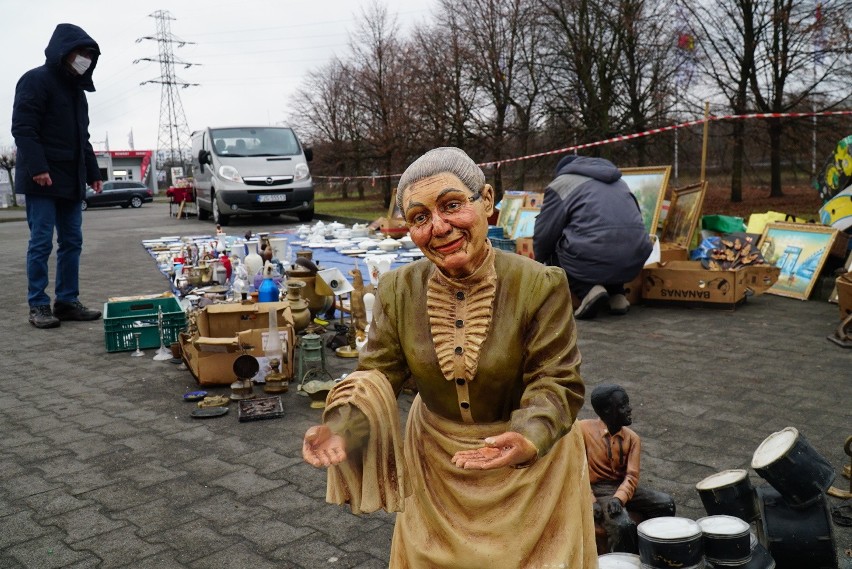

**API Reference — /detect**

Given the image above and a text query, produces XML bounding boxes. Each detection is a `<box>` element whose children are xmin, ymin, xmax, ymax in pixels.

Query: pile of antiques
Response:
<box><xmin>119</xmin><ymin>221</ymin><xmax>409</xmax><ymax>421</ymax></box>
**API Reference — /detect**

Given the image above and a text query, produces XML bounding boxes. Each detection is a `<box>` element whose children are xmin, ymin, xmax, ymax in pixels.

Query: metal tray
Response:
<box><xmin>237</xmin><ymin>396</ymin><xmax>284</xmax><ymax>422</ymax></box>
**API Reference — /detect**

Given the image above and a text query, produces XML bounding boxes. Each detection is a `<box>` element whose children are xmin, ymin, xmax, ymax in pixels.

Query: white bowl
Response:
<box><xmin>398</xmin><ymin>236</ymin><xmax>417</xmax><ymax>250</ymax></box>
<box><xmin>377</xmin><ymin>239</ymin><xmax>401</xmax><ymax>252</ymax></box>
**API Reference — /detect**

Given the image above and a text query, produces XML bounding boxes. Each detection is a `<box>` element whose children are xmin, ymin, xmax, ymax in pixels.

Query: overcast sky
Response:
<box><xmin>1</xmin><ymin>0</ymin><xmax>435</xmax><ymax>153</ymax></box>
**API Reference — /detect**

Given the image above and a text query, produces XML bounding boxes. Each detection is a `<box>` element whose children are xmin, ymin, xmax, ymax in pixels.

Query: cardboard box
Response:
<box><xmin>659</xmin><ymin>242</ymin><xmax>689</xmax><ymax>262</ymax></box>
<box><xmin>642</xmin><ymin>261</ymin><xmax>780</xmax><ymax>309</ymax></box>
<box><xmin>515</xmin><ymin>237</ymin><xmax>535</xmax><ymax>259</ymax></box>
<box><xmin>623</xmin><ymin>272</ymin><xmax>643</xmax><ymax>305</ymax></box>
<box><xmin>180</xmin><ymin>301</ymin><xmax>295</xmax><ymax>386</ymax></box>
<box><xmin>836</xmin><ymin>272</ymin><xmax>852</xmax><ymax>318</ymax></box>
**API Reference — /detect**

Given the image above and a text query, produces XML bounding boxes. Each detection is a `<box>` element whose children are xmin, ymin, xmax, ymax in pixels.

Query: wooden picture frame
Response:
<box><xmin>660</xmin><ymin>181</ymin><xmax>707</xmax><ymax>248</ymax></box>
<box><xmin>758</xmin><ymin>222</ymin><xmax>838</xmax><ymax>300</ymax></box>
<box><xmin>510</xmin><ymin>207</ymin><xmax>540</xmax><ymax>239</ymax></box>
<box><xmin>497</xmin><ymin>194</ymin><xmax>526</xmax><ymax>237</ymax></box>
<box><xmin>620</xmin><ymin>165</ymin><xmax>671</xmax><ymax>235</ymax></box>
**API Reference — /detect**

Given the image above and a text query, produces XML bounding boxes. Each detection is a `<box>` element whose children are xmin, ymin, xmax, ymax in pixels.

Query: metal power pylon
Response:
<box><xmin>135</xmin><ymin>10</ymin><xmax>199</xmax><ymax>182</ymax></box>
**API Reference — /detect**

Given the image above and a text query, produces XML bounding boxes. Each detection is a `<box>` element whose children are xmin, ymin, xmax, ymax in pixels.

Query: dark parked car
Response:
<box><xmin>83</xmin><ymin>181</ymin><xmax>153</xmax><ymax>210</ymax></box>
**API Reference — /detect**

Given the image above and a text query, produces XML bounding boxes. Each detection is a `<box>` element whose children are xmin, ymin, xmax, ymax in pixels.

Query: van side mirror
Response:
<box><xmin>304</xmin><ymin>147</ymin><xmax>313</xmax><ymax>162</ymax></box>
<box><xmin>198</xmin><ymin>149</ymin><xmax>211</xmax><ymax>166</ymax></box>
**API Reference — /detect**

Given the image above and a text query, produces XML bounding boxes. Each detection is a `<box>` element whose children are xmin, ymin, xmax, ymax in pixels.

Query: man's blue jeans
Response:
<box><xmin>26</xmin><ymin>194</ymin><xmax>83</xmax><ymax>307</ymax></box>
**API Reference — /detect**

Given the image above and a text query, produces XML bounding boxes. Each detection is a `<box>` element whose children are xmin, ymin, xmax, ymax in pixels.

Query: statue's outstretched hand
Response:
<box><xmin>451</xmin><ymin>431</ymin><xmax>538</xmax><ymax>470</ymax></box>
<box><xmin>302</xmin><ymin>424</ymin><xmax>347</xmax><ymax>467</ymax></box>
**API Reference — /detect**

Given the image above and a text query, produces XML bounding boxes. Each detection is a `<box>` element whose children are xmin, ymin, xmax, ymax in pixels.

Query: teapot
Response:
<box><xmin>351</xmin><ymin>223</ymin><xmax>369</xmax><ymax>238</ymax></box>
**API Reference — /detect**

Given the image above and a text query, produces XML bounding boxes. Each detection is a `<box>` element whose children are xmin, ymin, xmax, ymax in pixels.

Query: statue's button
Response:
<box><xmin>456</xmin><ymin>378</ymin><xmax>465</xmax><ymax>385</ymax></box>
<box><xmin>455</xmin><ymin>346</ymin><xmax>463</xmax><ymax>355</ymax></box>
<box><xmin>460</xmin><ymin>401</ymin><xmax>470</xmax><ymax>409</ymax></box>
<box><xmin>456</xmin><ymin>291</ymin><xmax>465</xmax><ymax>300</ymax></box>
<box><xmin>455</xmin><ymin>319</ymin><xmax>464</xmax><ymax>328</ymax></box>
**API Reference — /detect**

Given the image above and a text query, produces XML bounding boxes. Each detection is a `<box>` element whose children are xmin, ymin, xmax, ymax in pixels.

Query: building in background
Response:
<box><xmin>0</xmin><ymin>149</ymin><xmax>157</xmax><ymax>207</ymax></box>
<box><xmin>0</xmin><ymin>169</ymin><xmax>11</xmax><ymax>207</ymax></box>
<box><xmin>94</xmin><ymin>150</ymin><xmax>156</xmax><ymax>193</ymax></box>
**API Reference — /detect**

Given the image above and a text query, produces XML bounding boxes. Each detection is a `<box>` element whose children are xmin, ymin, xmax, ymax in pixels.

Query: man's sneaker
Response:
<box><xmin>574</xmin><ymin>285</ymin><xmax>609</xmax><ymax>320</ymax></box>
<box><xmin>29</xmin><ymin>305</ymin><xmax>61</xmax><ymax>329</ymax></box>
<box><xmin>609</xmin><ymin>293</ymin><xmax>631</xmax><ymax>315</ymax></box>
<box><xmin>53</xmin><ymin>301</ymin><xmax>102</xmax><ymax>321</ymax></box>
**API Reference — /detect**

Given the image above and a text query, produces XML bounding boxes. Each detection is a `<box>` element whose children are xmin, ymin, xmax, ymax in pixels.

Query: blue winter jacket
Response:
<box><xmin>12</xmin><ymin>23</ymin><xmax>101</xmax><ymax>201</ymax></box>
<box><xmin>533</xmin><ymin>156</ymin><xmax>652</xmax><ymax>285</ymax></box>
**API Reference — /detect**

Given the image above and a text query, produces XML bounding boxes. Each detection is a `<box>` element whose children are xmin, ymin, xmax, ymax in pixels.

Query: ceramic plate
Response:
<box><xmin>339</xmin><ymin>249</ymin><xmax>367</xmax><ymax>256</ymax></box>
<box><xmin>183</xmin><ymin>390</ymin><xmax>208</xmax><ymax>401</ymax></box>
<box><xmin>191</xmin><ymin>407</ymin><xmax>229</xmax><ymax>418</ymax></box>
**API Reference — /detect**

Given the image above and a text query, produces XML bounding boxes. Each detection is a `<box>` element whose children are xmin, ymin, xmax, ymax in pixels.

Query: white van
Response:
<box><xmin>190</xmin><ymin>126</ymin><xmax>314</xmax><ymax>225</ymax></box>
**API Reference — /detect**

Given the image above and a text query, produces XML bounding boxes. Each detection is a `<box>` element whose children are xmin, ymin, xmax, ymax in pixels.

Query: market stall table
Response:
<box><xmin>167</xmin><ymin>186</ymin><xmax>196</xmax><ymax>218</ymax></box>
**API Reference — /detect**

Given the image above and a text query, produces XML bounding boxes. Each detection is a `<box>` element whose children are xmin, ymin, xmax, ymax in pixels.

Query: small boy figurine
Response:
<box><xmin>580</xmin><ymin>384</ymin><xmax>675</xmax><ymax>553</ymax></box>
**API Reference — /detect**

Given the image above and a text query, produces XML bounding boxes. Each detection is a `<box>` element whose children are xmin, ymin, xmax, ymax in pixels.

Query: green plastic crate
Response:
<box><xmin>104</xmin><ymin>297</ymin><xmax>187</xmax><ymax>353</ymax></box>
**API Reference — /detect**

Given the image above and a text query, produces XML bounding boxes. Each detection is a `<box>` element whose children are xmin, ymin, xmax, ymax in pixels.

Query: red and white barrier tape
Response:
<box><xmin>313</xmin><ymin>109</ymin><xmax>852</xmax><ymax>180</ymax></box>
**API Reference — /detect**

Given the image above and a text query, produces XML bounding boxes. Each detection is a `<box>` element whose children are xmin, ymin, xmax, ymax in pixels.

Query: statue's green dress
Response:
<box><xmin>324</xmin><ymin>247</ymin><xmax>598</xmax><ymax>568</ymax></box>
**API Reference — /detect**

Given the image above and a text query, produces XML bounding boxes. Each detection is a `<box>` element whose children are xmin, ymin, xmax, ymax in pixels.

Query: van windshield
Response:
<box><xmin>210</xmin><ymin>127</ymin><xmax>301</xmax><ymax>157</ymax></box>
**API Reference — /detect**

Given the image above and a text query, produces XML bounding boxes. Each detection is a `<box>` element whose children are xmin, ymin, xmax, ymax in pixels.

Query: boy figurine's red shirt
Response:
<box><xmin>580</xmin><ymin>418</ymin><xmax>641</xmax><ymax>505</ymax></box>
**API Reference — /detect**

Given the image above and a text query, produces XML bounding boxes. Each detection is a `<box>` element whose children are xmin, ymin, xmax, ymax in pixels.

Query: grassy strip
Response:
<box><xmin>315</xmin><ymin>197</ymin><xmax>386</xmax><ymax>221</ymax></box>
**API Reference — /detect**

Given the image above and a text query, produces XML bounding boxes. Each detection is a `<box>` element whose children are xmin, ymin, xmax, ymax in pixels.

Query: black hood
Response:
<box><xmin>554</xmin><ymin>155</ymin><xmax>622</xmax><ymax>184</ymax></box>
<box><xmin>44</xmin><ymin>23</ymin><xmax>100</xmax><ymax>92</ymax></box>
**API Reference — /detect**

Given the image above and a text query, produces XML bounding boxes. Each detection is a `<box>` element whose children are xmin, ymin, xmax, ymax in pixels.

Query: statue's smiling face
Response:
<box><xmin>402</xmin><ymin>173</ymin><xmax>493</xmax><ymax>278</ymax></box>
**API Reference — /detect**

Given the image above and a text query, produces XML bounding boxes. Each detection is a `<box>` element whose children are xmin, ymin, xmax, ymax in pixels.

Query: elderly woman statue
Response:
<box><xmin>303</xmin><ymin>147</ymin><xmax>597</xmax><ymax>568</ymax></box>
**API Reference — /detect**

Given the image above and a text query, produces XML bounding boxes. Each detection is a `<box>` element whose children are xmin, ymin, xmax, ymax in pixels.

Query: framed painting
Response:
<box><xmin>511</xmin><ymin>207</ymin><xmax>540</xmax><ymax>239</ymax></box>
<box><xmin>758</xmin><ymin>222</ymin><xmax>838</xmax><ymax>300</ymax></box>
<box><xmin>660</xmin><ymin>181</ymin><xmax>706</xmax><ymax>248</ymax></box>
<box><xmin>497</xmin><ymin>194</ymin><xmax>526</xmax><ymax>237</ymax></box>
<box><xmin>620</xmin><ymin>165</ymin><xmax>671</xmax><ymax>235</ymax></box>
<box><xmin>524</xmin><ymin>192</ymin><xmax>545</xmax><ymax>208</ymax></box>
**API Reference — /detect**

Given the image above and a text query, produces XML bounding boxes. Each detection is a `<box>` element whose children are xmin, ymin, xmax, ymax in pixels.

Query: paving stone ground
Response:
<box><xmin>0</xmin><ymin>203</ymin><xmax>849</xmax><ymax>568</ymax></box>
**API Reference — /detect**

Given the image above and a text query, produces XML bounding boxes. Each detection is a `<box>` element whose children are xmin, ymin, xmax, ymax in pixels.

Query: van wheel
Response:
<box><xmin>297</xmin><ymin>208</ymin><xmax>314</xmax><ymax>222</ymax></box>
<box><xmin>197</xmin><ymin>203</ymin><xmax>210</xmax><ymax>220</ymax></box>
<box><xmin>212</xmin><ymin>195</ymin><xmax>231</xmax><ymax>226</ymax></box>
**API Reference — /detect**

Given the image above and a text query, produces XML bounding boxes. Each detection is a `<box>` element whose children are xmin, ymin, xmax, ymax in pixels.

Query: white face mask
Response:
<box><xmin>70</xmin><ymin>54</ymin><xmax>92</xmax><ymax>75</ymax></box>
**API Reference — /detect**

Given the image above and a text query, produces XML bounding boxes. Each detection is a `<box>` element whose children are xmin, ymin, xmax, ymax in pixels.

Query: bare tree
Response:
<box><xmin>505</xmin><ymin>1</ymin><xmax>545</xmax><ymax>188</ymax></box>
<box><xmin>0</xmin><ymin>150</ymin><xmax>18</xmax><ymax>207</ymax></box>
<box><xmin>614</xmin><ymin>0</ymin><xmax>682</xmax><ymax>165</ymax></box>
<box><xmin>750</xmin><ymin>0</ymin><xmax>852</xmax><ymax>197</ymax></box>
<box><xmin>291</xmin><ymin>59</ymin><xmax>355</xmax><ymax>196</ymax></box>
<box><xmin>440</xmin><ymin>0</ymin><xmax>540</xmax><ymax>197</ymax></box>
<box><xmin>408</xmin><ymin>18</ymin><xmax>477</xmax><ymax>152</ymax></box>
<box><xmin>681</xmin><ymin>0</ymin><xmax>762</xmax><ymax>201</ymax></box>
<box><xmin>539</xmin><ymin>0</ymin><xmax>622</xmax><ymax>156</ymax></box>
<box><xmin>349</xmin><ymin>0</ymin><xmax>409</xmax><ymax>207</ymax></box>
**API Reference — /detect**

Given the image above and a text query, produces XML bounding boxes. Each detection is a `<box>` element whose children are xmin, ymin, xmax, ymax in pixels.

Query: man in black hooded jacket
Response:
<box><xmin>533</xmin><ymin>155</ymin><xmax>652</xmax><ymax>319</ymax></box>
<box><xmin>13</xmin><ymin>23</ymin><xmax>103</xmax><ymax>329</ymax></box>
